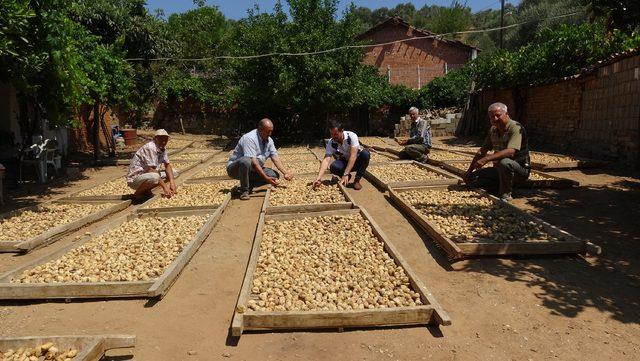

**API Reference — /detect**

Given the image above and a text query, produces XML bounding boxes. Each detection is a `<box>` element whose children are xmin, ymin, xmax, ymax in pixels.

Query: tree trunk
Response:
<box><xmin>93</xmin><ymin>100</ymin><xmax>100</xmax><ymax>163</ymax></box>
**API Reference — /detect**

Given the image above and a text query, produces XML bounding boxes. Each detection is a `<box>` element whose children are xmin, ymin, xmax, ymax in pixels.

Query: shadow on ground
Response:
<box><xmin>459</xmin><ymin>181</ymin><xmax>640</xmax><ymax>325</ymax></box>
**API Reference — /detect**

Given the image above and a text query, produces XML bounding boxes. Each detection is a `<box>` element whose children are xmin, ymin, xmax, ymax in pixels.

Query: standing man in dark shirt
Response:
<box><xmin>463</xmin><ymin>102</ymin><xmax>530</xmax><ymax>201</ymax></box>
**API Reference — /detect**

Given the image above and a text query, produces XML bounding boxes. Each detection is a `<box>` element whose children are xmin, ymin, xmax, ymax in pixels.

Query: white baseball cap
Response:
<box><xmin>154</xmin><ymin>129</ymin><xmax>169</xmax><ymax>137</ymax></box>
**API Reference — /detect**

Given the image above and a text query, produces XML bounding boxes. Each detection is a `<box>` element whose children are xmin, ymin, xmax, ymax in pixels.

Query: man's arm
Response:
<box><xmin>421</xmin><ymin>120</ymin><xmax>432</xmax><ymax>149</ymax></box>
<box><xmin>271</xmin><ymin>155</ymin><xmax>293</xmax><ymax>181</ymax></box>
<box><xmin>340</xmin><ymin>146</ymin><xmax>358</xmax><ymax>185</ymax></box>
<box><xmin>313</xmin><ymin>155</ymin><xmax>333</xmax><ymax>188</ymax></box>
<box><xmin>164</xmin><ymin>163</ymin><xmax>177</xmax><ymax>193</ymax></box>
<box><xmin>251</xmin><ymin>157</ymin><xmax>279</xmax><ymax>186</ymax></box>
<box><xmin>463</xmin><ymin>149</ymin><xmax>488</xmax><ymax>182</ymax></box>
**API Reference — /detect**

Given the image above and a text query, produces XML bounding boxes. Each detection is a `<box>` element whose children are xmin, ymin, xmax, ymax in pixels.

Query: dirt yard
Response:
<box><xmin>1</xmin><ymin>141</ymin><xmax>639</xmax><ymax>360</ymax></box>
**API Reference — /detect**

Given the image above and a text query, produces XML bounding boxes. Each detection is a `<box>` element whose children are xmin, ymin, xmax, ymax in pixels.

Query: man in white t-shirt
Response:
<box><xmin>314</xmin><ymin>121</ymin><xmax>370</xmax><ymax>191</ymax></box>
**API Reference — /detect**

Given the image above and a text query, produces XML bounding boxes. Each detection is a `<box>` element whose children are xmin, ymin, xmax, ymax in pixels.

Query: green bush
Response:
<box><xmin>416</xmin><ymin>68</ymin><xmax>471</xmax><ymax>109</ymax></box>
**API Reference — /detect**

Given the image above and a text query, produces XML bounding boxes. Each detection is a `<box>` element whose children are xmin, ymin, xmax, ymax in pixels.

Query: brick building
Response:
<box><xmin>356</xmin><ymin>16</ymin><xmax>478</xmax><ymax>89</ymax></box>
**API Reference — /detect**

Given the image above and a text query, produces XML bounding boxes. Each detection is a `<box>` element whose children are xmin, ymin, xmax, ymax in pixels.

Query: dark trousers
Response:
<box><xmin>329</xmin><ymin>149</ymin><xmax>370</xmax><ymax>181</ymax></box>
<box><xmin>470</xmin><ymin>158</ymin><xmax>529</xmax><ymax>196</ymax></box>
<box><xmin>399</xmin><ymin>144</ymin><xmax>429</xmax><ymax>161</ymax></box>
<box><xmin>226</xmin><ymin>157</ymin><xmax>279</xmax><ymax>193</ymax></box>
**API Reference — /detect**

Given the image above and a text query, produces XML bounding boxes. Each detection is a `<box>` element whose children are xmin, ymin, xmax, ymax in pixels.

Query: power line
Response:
<box><xmin>124</xmin><ymin>11</ymin><xmax>580</xmax><ymax>62</ymax></box>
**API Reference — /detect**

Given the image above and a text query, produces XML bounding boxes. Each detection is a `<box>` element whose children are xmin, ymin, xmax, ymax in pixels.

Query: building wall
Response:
<box><xmin>468</xmin><ymin>54</ymin><xmax>640</xmax><ymax>166</ymax></box>
<box><xmin>359</xmin><ymin>22</ymin><xmax>473</xmax><ymax>88</ymax></box>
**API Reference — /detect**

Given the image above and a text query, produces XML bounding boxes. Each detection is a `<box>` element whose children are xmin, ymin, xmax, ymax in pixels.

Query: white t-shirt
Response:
<box><xmin>325</xmin><ymin>131</ymin><xmax>361</xmax><ymax>159</ymax></box>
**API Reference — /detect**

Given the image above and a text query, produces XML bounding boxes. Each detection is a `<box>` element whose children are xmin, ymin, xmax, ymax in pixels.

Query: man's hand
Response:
<box><xmin>268</xmin><ymin>177</ymin><xmax>280</xmax><ymax>186</ymax></box>
<box><xmin>161</xmin><ymin>186</ymin><xmax>173</xmax><ymax>198</ymax></box>
<box><xmin>463</xmin><ymin>170</ymin><xmax>473</xmax><ymax>184</ymax></box>
<box><xmin>340</xmin><ymin>174</ymin><xmax>350</xmax><ymax>186</ymax></box>
<box><xmin>284</xmin><ymin>173</ymin><xmax>293</xmax><ymax>181</ymax></box>
<box><xmin>399</xmin><ymin>140</ymin><xmax>407</xmax><ymax>146</ymax></box>
<box><xmin>312</xmin><ymin>178</ymin><xmax>322</xmax><ymax>189</ymax></box>
<box><xmin>169</xmin><ymin>182</ymin><xmax>177</xmax><ymax>194</ymax></box>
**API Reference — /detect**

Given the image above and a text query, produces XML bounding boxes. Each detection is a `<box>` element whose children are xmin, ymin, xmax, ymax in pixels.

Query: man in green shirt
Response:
<box><xmin>463</xmin><ymin>102</ymin><xmax>530</xmax><ymax>201</ymax></box>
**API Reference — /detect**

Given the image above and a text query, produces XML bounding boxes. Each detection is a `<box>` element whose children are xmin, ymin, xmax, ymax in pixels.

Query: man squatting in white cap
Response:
<box><xmin>126</xmin><ymin>129</ymin><xmax>178</xmax><ymax>202</ymax></box>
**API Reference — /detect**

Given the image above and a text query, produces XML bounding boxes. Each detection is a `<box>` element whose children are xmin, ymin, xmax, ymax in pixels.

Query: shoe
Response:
<box><xmin>500</xmin><ymin>193</ymin><xmax>513</xmax><ymax>202</ymax></box>
<box><xmin>240</xmin><ymin>192</ymin><xmax>250</xmax><ymax>200</ymax></box>
<box><xmin>417</xmin><ymin>156</ymin><xmax>429</xmax><ymax>164</ymax></box>
<box><xmin>353</xmin><ymin>180</ymin><xmax>362</xmax><ymax>190</ymax></box>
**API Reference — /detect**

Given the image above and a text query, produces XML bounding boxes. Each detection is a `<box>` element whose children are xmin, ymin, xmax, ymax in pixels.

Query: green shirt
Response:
<box><xmin>481</xmin><ymin>119</ymin><xmax>529</xmax><ymax>165</ymax></box>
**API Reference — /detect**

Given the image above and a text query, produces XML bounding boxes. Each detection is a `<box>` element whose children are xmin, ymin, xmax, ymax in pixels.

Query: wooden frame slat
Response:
<box><xmin>388</xmin><ymin>185</ymin><xmax>598</xmax><ymax>259</ymax></box>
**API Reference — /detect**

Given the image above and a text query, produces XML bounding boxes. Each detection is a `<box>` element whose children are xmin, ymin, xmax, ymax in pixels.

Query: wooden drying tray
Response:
<box><xmin>276</xmin><ymin>146</ymin><xmax>313</xmax><ymax>155</ymax></box>
<box><xmin>359</xmin><ymin>137</ymin><xmax>392</xmax><ymax>152</ymax></box>
<box><xmin>170</xmin><ymin>149</ymin><xmax>223</xmax><ymax>164</ymax></box>
<box><xmin>230</xmin><ymin>207</ymin><xmax>450</xmax><ymax>336</ymax></box>
<box><xmin>388</xmin><ymin>185</ymin><xmax>600</xmax><ymax>259</ymax></box>
<box><xmin>261</xmin><ymin>175</ymin><xmax>356</xmax><ymax>215</ymax></box>
<box><xmin>369</xmin><ymin>149</ymin><xmax>399</xmax><ymax>162</ymax></box>
<box><xmin>139</xmin><ymin>182</ymin><xmax>232</xmax><ymax>214</ymax></box>
<box><xmin>530</xmin><ymin>151</ymin><xmax>607</xmax><ymax>171</ymax></box>
<box><xmin>440</xmin><ymin>161</ymin><xmax>579</xmax><ymax>189</ymax></box>
<box><xmin>167</xmin><ymin>140</ymin><xmax>196</xmax><ymax>155</ymax></box>
<box><xmin>275</xmin><ymin>152</ymin><xmax>321</xmax><ymax>163</ymax></box>
<box><xmin>365</xmin><ymin>160</ymin><xmax>460</xmax><ymax>190</ymax></box>
<box><xmin>0</xmin><ymin>207</ymin><xmax>225</xmax><ymax>300</ymax></box>
<box><xmin>0</xmin><ymin>335</ymin><xmax>135</xmax><ymax>361</ymax></box>
<box><xmin>0</xmin><ymin>199</ymin><xmax>130</xmax><ymax>253</ymax></box>
<box><xmin>426</xmin><ymin>149</ymin><xmax>475</xmax><ymax>167</ymax></box>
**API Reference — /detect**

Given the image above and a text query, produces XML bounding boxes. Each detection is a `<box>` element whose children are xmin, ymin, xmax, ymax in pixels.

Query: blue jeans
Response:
<box><xmin>329</xmin><ymin>149</ymin><xmax>370</xmax><ymax>181</ymax></box>
<box><xmin>226</xmin><ymin>157</ymin><xmax>279</xmax><ymax>193</ymax></box>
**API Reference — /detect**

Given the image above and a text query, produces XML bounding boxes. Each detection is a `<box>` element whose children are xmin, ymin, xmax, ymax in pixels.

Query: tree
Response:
<box><xmin>585</xmin><ymin>0</ymin><xmax>640</xmax><ymax>34</ymax></box>
<box><xmin>228</xmin><ymin>0</ymin><xmax>389</xmax><ymax>141</ymax></box>
<box><xmin>426</xmin><ymin>1</ymin><xmax>472</xmax><ymax>39</ymax></box>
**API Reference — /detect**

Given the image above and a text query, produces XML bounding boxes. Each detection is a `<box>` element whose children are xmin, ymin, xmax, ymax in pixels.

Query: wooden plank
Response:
<box><xmin>232</xmin><ymin>206</ymin><xmax>450</xmax><ymax>336</ymax></box>
<box><xmin>147</xmin><ymin>193</ymin><xmax>231</xmax><ymax>298</ymax></box>
<box><xmin>0</xmin><ymin>205</ymin><xmax>226</xmax><ymax>300</ymax></box>
<box><xmin>243</xmin><ymin>306</ymin><xmax>434</xmax><ymax>330</ymax></box>
<box><xmin>388</xmin><ymin>185</ymin><xmax>589</xmax><ymax>258</ymax></box>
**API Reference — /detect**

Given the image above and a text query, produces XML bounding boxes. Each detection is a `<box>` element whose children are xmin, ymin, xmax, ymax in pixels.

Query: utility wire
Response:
<box><xmin>124</xmin><ymin>11</ymin><xmax>580</xmax><ymax>62</ymax></box>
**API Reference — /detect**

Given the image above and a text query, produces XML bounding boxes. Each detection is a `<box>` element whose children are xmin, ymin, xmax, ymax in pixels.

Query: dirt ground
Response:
<box><xmin>1</xmin><ymin>142</ymin><xmax>639</xmax><ymax>361</ymax></box>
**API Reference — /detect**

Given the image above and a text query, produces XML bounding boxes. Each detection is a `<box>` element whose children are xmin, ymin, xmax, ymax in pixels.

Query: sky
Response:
<box><xmin>145</xmin><ymin>0</ymin><xmax>519</xmax><ymax>20</ymax></box>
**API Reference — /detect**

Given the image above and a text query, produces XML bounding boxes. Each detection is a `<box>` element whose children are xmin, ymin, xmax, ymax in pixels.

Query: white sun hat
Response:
<box><xmin>154</xmin><ymin>129</ymin><xmax>169</xmax><ymax>137</ymax></box>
